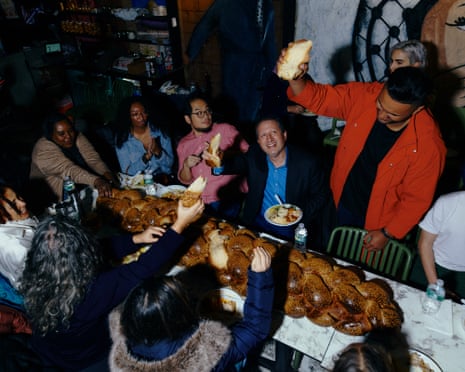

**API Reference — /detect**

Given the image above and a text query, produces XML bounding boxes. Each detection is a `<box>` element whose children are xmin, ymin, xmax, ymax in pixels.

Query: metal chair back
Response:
<box><xmin>326</xmin><ymin>226</ymin><xmax>413</xmax><ymax>281</ymax></box>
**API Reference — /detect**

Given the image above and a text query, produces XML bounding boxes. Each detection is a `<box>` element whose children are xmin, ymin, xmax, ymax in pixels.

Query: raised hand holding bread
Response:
<box><xmin>277</xmin><ymin>39</ymin><xmax>313</xmax><ymax>80</ymax></box>
<box><xmin>181</xmin><ymin>176</ymin><xmax>207</xmax><ymax>207</ymax></box>
<box><xmin>171</xmin><ymin>198</ymin><xmax>205</xmax><ymax>233</ymax></box>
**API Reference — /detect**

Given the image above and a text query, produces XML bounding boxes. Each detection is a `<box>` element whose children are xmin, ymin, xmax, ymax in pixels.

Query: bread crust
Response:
<box><xmin>277</xmin><ymin>39</ymin><xmax>313</xmax><ymax>80</ymax></box>
<box><xmin>205</xmin><ymin>133</ymin><xmax>222</xmax><ymax>168</ymax></box>
<box><xmin>181</xmin><ymin>176</ymin><xmax>207</xmax><ymax>207</ymax></box>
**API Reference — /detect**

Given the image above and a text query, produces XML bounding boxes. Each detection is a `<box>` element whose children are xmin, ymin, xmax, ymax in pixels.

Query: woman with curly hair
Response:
<box><xmin>114</xmin><ymin>96</ymin><xmax>175</xmax><ymax>178</ymax></box>
<box><xmin>20</xmin><ymin>199</ymin><xmax>204</xmax><ymax>371</ymax></box>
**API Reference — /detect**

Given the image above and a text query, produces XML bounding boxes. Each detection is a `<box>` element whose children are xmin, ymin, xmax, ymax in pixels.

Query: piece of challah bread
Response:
<box><xmin>277</xmin><ymin>39</ymin><xmax>313</xmax><ymax>80</ymax></box>
<box><xmin>181</xmin><ymin>176</ymin><xmax>207</xmax><ymax>207</ymax></box>
<box><xmin>205</xmin><ymin>133</ymin><xmax>222</xmax><ymax>168</ymax></box>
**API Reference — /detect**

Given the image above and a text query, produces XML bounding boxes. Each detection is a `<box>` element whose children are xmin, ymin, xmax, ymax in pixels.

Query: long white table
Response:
<box><xmin>270</xmin><ymin>261</ymin><xmax>465</xmax><ymax>371</ymax></box>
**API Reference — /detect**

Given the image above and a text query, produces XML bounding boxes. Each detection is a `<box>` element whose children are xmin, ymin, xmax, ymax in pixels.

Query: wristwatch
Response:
<box><xmin>381</xmin><ymin>228</ymin><xmax>394</xmax><ymax>240</ymax></box>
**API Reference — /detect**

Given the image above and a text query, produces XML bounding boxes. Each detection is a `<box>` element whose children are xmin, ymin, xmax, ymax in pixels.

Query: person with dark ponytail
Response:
<box><xmin>109</xmin><ymin>246</ymin><xmax>274</xmax><ymax>371</ymax></box>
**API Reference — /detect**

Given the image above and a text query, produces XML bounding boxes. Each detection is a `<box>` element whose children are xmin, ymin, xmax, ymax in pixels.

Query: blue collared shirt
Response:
<box><xmin>261</xmin><ymin>149</ymin><xmax>287</xmax><ymax>216</ymax></box>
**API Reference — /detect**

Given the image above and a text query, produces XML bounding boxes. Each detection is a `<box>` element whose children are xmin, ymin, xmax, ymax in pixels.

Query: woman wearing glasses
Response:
<box><xmin>114</xmin><ymin>96</ymin><xmax>174</xmax><ymax>177</ymax></box>
<box><xmin>177</xmin><ymin>92</ymin><xmax>249</xmax><ymax>220</ymax></box>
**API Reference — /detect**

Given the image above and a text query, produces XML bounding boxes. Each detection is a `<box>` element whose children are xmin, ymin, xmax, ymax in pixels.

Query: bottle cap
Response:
<box><xmin>144</xmin><ymin>174</ymin><xmax>154</xmax><ymax>184</ymax></box>
<box><xmin>212</xmin><ymin>165</ymin><xmax>224</xmax><ymax>176</ymax></box>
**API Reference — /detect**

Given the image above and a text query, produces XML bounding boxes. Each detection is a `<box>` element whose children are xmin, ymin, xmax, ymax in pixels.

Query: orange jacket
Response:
<box><xmin>288</xmin><ymin>81</ymin><xmax>446</xmax><ymax>239</ymax></box>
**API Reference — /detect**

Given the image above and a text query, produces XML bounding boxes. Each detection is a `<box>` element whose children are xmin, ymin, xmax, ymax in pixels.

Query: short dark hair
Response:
<box><xmin>42</xmin><ymin>113</ymin><xmax>74</xmax><ymax>141</ymax></box>
<box><xmin>255</xmin><ymin>116</ymin><xmax>286</xmax><ymax>138</ymax></box>
<box><xmin>386</xmin><ymin>66</ymin><xmax>432</xmax><ymax>106</ymax></box>
<box><xmin>121</xmin><ymin>275</ymin><xmax>198</xmax><ymax>345</ymax></box>
<box><xmin>183</xmin><ymin>91</ymin><xmax>211</xmax><ymax>116</ymax></box>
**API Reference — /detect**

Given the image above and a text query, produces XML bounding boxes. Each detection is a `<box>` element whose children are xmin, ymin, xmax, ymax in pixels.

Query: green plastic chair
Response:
<box><xmin>323</xmin><ymin>118</ymin><xmax>344</xmax><ymax>147</ymax></box>
<box><xmin>326</xmin><ymin>226</ymin><xmax>413</xmax><ymax>281</ymax></box>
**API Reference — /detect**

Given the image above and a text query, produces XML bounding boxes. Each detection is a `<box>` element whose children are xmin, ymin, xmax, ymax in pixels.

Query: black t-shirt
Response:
<box><xmin>340</xmin><ymin>120</ymin><xmax>404</xmax><ymax>218</ymax></box>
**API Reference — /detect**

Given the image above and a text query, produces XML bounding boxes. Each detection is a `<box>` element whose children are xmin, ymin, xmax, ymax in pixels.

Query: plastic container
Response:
<box><xmin>421</xmin><ymin>279</ymin><xmax>445</xmax><ymax>314</ymax></box>
<box><xmin>294</xmin><ymin>223</ymin><xmax>308</xmax><ymax>252</ymax></box>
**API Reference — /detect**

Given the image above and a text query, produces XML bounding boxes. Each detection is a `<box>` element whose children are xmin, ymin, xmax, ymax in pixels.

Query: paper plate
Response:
<box><xmin>198</xmin><ymin>288</ymin><xmax>244</xmax><ymax>325</ymax></box>
<box><xmin>409</xmin><ymin>349</ymin><xmax>442</xmax><ymax>372</ymax></box>
<box><xmin>157</xmin><ymin>184</ymin><xmax>186</xmax><ymax>199</ymax></box>
<box><xmin>264</xmin><ymin>204</ymin><xmax>303</xmax><ymax>227</ymax></box>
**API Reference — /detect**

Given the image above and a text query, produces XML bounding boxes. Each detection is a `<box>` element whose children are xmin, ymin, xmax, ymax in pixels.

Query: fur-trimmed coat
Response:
<box><xmin>109</xmin><ymin>314</ymin><xmax>232</xmax><ymax>372</ymax></box>
<box><xmin>108</xmin><ymin>269</ymin><xmax>274</xmax><ymax>371</ymax></box>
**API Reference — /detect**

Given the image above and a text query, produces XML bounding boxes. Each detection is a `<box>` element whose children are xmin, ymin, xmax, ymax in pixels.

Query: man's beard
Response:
<box><xmin>194</xmin><ymin>125</ymin><xmax>212</xmax><ymax>133</ymax></box>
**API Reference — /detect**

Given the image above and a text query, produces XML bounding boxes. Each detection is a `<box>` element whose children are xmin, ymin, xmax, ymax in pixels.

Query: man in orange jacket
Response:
<box><xmin>285</xmin><ymin>62</ymin><xmax>446</xmax><ymax>252</ymax></box>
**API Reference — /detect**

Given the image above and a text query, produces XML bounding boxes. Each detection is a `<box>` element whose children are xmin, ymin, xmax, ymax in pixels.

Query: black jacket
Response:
<box><xmin>223</xmin><ymin>144</ymin><xmax>330</xmax><ymax>242</ymax></box>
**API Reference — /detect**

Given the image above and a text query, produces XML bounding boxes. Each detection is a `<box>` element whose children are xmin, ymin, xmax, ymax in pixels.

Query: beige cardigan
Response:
<box><xmin>30</xmin><ymin>133</ymin><xmax>111</xmax><ymax>200</ymax></box>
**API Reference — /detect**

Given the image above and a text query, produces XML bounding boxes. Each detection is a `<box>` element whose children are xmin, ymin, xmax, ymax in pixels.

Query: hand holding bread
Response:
<box><xmin>171</xmin><ymin>198</ymin><xmax>205</xmax><ymax>233</ymax></box>
<box><xmin>277</xmin><ymin>39</ymin><xmax>312</xmax><ymax>80</ymax></box>
<box><xmin>203</xmin><ymin>133</ymin><xmax>223</xmax><ymax>168</ymax></box>
<box><xmin>180</xmin><ymin>176</ymin><xmax>207</xmax><ymax>207</ymax></box>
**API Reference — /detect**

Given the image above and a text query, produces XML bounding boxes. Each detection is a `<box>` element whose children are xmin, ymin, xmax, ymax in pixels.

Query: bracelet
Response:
<box><xmin>381</xmin><ymin>228</ymin><xmax>394</xmax><ymax>240</ymax></box>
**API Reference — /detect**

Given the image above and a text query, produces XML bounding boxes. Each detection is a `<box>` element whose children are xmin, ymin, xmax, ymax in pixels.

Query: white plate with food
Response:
<box><xmin>198</xmin><ymin>288</ymin><xmax>244</xmax><ymax>325</ymax></box>
<box><xmin>156</xmin><ymin>184</ymin><xmax>186</xmax><ymax>199</ymax></box>
<box><xmin>264</xmin><ymin>204</ymin><xmax>303</xmax><ymax>227</ymax></box>
<box><xmin>409</xmin><ymin>349</ymin><xmax>442</xmax><ymax>372</ymax></box>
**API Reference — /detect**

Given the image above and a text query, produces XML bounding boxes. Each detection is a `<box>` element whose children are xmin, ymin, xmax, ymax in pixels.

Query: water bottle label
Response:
<box><xmin>295</xmin><ymin>234</ymin><xmax>306</xmax><ymax>245</ymax></box>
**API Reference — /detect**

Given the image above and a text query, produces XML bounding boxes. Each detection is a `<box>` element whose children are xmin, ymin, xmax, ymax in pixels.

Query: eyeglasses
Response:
<box><xmin>190</xmin><ymin>109</ymin><xmax>212</xmax><ymax>118</ymax></box>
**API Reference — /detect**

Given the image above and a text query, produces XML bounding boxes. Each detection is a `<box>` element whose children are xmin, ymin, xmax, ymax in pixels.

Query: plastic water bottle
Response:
<box><xmin>144</xmin><ymin>173</ymin><xmax>157</xmax><ymax>196</ymax></box>
<box><xmin>294</xmin><ymin>223</ymin><xmax>308</xmax><ymax>252</ymax></box>
<box><xmin>62</xmin><ymin>176</ymin><xmax>74</xmax><ymax>202</ymax></box>
<box><xmin>421</xmin><ymin>279</ymin><xmax>445</xmax><ymax>314</ymax></box>
<box><xmin>62</xmin><ymin>176</ymin><xmax>81</xmax><ymax>222</ymax></box>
